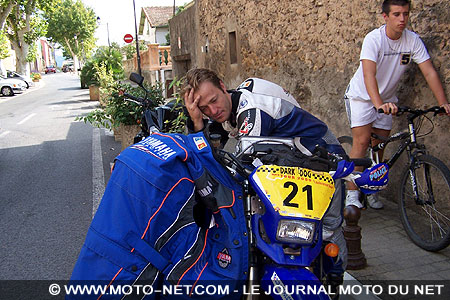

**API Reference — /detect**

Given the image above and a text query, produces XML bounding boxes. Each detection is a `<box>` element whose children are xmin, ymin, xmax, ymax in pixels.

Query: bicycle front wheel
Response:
<box><xmin>398</xmin><ymin>155</ymin><xmax>450</xmax><ymax>251</ymax></box>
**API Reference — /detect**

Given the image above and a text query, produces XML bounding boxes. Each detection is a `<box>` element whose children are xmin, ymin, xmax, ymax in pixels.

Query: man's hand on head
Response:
<box><xmin>184</xmin><ymin>87</ymin><xmax>205</xmax><ymax>131</ymax></box>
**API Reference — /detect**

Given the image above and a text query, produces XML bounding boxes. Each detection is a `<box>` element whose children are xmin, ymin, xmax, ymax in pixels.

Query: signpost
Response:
<box><xmin>124</xmin><ymin>34</ymin><xmax>133</xmax><ymax>44</ymax></box>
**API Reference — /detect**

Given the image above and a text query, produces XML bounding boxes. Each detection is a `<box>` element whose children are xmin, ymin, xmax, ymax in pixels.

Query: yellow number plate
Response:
<box><xmin>251</xmin><ymin>165</ymin><xmax>335</xmax><ymax>220</ymax></box>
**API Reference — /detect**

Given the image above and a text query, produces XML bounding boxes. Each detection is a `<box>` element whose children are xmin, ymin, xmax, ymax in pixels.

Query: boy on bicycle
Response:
<box><xmin>344</xmin><ymin>0</ymin><xmax>449</xmax><ymax>209</ymax></box>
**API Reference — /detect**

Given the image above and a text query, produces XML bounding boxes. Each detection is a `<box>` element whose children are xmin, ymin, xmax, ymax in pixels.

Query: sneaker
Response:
<box><xmin>345</xmin><ymin>191</ymin><xmax>363</xmax><ymax>208</ymax></box>
<box><xmin>367</xmin><ymin>194</ymin><xmax>384</xmax><ymax>209</ymax></box>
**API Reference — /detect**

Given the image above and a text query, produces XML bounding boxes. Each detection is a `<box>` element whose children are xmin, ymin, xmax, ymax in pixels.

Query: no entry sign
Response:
<box><xmin>124</xmin><ymin>34</ymin><xmax>133</xmax><ymax>43</ymax></box>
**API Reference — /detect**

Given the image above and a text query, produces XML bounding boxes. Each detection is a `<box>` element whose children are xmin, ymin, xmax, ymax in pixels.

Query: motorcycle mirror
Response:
<box><xmin>129</xmin><ymin>72</ymin><xmax>144</xmax><ymax>87</ymax></box>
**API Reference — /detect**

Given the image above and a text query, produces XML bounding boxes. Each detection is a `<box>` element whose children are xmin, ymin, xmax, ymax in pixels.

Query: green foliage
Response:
<box><xmin>77</xmin><ymin>79</ymin><xmax>164</xmax><ymax>130</ymax></box>
<box><xmin>26</xmin><ymin>40</ymin><xmax>38</xmax><ymax>62</ymax></box>
<box><xmin>31</xmin><ymin>72</ymin><xmax>41</xmax><ymax>80</ymax></box>
<box><xmin>175</xmin><ymin>5</ymin><xmax>186</xmax><ymax>16</ymax></box>
<box><xmin>93</xmin><ymin>46</ymin><xmax>124</xmax><ymax>76</ymax></box>
<box><xmin>165</xmin><ymin>78</ymin><xmax>187</xmax><ymax>134</ymax></box>
<box><xmin>80</xmin><ymin>46</ymin><xmax>124</xmax><ymax>88</ymax></box>
<box><xmin>45</xmin><ymin>0</ymin><xmax>97</xmax><ymax>59</ymax></box>
<box><xmin>121</xmin><ymin>40</ymin><xmax>148</xmax><ymax>60</ymax></box>
<box><xmin>165</xmin><ymin>32</ymin><xmax>170</xmax><ymax>45</ymax></box>
<box><xmin>0</xmin><ymin>30</ymin><xmax>10</xmax><ymax>60</ymax></box>
<box><xmin>5</xmin><ymin>0</ymin><xmax>52</xmax><ymax>71</ymax></box>
<box><xmin>80</xmin><ymin>60</ymin><xmax>98</xmax><ymax>88</ymax></box>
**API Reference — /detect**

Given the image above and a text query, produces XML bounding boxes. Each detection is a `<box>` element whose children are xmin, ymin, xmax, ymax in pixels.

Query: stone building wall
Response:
<box><xmin>172</xmin><ymin>0</ymin><xmax>450</xmax><ymax>198</ymax></box>
<box><xmin>171</xmin><ymin>0</ymin><xmax>450</xmax><ymax>199</ymax></box>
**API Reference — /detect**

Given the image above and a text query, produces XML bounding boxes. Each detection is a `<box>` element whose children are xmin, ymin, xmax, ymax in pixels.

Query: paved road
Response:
<box><xmin>0</xmin><ymin>73</ymin><xmax>121</xmax><ymax>281</ymax></box>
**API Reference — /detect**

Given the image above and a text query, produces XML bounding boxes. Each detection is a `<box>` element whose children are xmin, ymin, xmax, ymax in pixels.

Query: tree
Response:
<box><xmin>5</xmin><ymin>0</ymin><xmax>52</xmax><ymax>75</ymax></box>
<box><xmin>0</xmin><ymin>0</ymin><xmax>16</xmax><ymax>30</ymax></box>
<box><xmin>0</xmin><ymin>30</ymin><xmax>10</xmax><ymax>59</ymax></box>
<box><xmin>0</xmin><ymin>1</ymin><xmax>16</xmax><ymax>76</ymax></box>
<box><xmin>45</xmin><ymin>0</ymin><xmax>97</xmax><ymax>71</ymax></box>
<box><xmin>121</xmin><ymin>40</ymin><xmax>148</xmax><ymax>60</ymax></box>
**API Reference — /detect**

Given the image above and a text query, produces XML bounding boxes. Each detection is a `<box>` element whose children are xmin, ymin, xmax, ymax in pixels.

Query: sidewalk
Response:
<box><xmin>347</xmin><ymin>199</ymin><xmax>450</xmax><ymax>282</ymax></box>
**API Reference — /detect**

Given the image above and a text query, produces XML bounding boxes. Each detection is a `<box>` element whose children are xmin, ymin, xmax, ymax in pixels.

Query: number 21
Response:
<box><xmin>283</xmin><ymin>181</ymin><xmax>313</xmax><ymax>210</ymax></box>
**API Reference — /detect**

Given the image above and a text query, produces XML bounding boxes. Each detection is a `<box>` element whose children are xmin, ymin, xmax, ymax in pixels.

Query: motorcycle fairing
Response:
<box><xmin>249</xmin><ymin>165</ymin><xmax>335</xmax><ymax>266</ymax></box>
<box><xmin>260</xmin><ymin>265</ymin><xmax>331</xmax><ymax>300</ymax></box>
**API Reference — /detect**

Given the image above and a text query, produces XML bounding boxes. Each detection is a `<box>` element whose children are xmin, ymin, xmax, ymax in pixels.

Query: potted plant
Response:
<box><xmin>31</xmin><ymin>72</ymin><xmax>41</xmax><ymax>82</ymax></box>
<box><xmin>77</xmin><ymin>72</ymin><xmax>164</xmax><ymax>149</ymax></box>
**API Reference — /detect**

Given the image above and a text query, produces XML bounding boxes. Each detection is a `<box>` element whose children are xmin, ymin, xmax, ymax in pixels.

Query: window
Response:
<box><xmin>229</xmin><ymin>31</ymin><xmax>237</xmax><ymax>64</ymax></box>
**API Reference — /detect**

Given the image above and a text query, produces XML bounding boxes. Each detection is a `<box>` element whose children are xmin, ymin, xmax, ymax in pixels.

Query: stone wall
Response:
<box><xmin>172</xmin><ymin>0</ymin><xmax>450</xmax><ymax>198</ymax></box>
<box><xmin>169</xmin><ymin>2</ymin><xmax>198</xmax><ymax>76</ymax></box>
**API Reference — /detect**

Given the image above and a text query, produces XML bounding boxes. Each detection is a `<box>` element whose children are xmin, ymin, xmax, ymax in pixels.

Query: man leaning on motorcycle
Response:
<box><xmin>183</xmin><ymin>68</ymin><xmax>348</xmax><ymax>281</ymax></box>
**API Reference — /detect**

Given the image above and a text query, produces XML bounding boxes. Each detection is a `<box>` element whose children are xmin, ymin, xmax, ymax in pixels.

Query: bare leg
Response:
<box><xmin>371</xmin><ymin>127</ymin><xmax>391</xmax><ymax>162</ymax></box>
<box><xmin>347</xmin><ymin>124</ymin><xmax>372</xmax><ymax>190</ymax></box>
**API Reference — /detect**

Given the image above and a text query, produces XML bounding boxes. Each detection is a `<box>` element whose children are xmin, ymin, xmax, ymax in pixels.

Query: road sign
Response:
<box><xmin>124</xmin><ymin>34</ymin><xmax>133</xmax><ymax>43</ymax></box>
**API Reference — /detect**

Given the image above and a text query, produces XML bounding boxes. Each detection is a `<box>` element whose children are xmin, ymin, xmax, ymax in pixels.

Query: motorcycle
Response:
<box><xmin>69</xmin><ymin>73</ymin><xmax>386</xmax><ymax>300</ymax></box>
<box><xmin>212</xmin><ymin>135</ymin><xmax>381</xmax><ymax>299</ymax></box>
<box><xmin>122</xmin><ymin>72</ymin><xmax>385</xmax><ymax>299</ymax></box>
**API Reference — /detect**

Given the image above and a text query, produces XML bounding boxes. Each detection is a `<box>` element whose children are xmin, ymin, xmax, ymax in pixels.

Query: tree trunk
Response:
<box><xmin>12</xmin><ymin>40</ymin><xmax>30</xmax><ymax>76</ymax></box>
<box><xmin>0</xmin><ymin>60</ymin><xmax>6</xmax><ymax>77</ymax></box>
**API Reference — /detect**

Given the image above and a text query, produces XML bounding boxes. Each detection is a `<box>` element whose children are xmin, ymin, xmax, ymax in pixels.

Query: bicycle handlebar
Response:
<box><xmin>377</xmin><ymin>106</ymin><xmax>445</xmax><ymax>115</ymax></box>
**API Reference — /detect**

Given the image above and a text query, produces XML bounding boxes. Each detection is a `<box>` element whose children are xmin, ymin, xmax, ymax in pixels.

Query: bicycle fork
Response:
<box><xmin>408</xmin><ymin>158</ymin><xmax>435</xmax><ymax>206</ymax></box>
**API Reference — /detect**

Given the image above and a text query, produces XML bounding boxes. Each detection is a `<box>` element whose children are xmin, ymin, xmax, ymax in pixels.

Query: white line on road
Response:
<box><xmin>17</xmin><ymin>113</ymin><xmax>37</xmax><ymax>125</ymax></box>
<box><xmin>92</xmin><ymin>128</ymin><xmax>105</xmax><ymax>218</ymax></box>
<box><xmin>0</xmin><ymin>130</ymin><xmax>11</xmax><ymax>138</ymax></box>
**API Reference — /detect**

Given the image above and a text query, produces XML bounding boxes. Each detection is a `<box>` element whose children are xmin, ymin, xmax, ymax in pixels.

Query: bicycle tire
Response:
<box><xmin>398</xmin><ymin>154</ymin><xmax>450</xmax><ymax>251</ymax></box>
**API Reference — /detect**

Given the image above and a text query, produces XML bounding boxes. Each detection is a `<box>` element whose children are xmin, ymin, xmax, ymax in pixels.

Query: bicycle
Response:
<box><xmin>338</xmin><ymin>106</ymin><xmax>450</xmax><ymax>251</ymax></box>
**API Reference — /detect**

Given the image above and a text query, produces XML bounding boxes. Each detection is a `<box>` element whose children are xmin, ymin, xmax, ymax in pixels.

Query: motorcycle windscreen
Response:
<box><xmin>250</xmin><ymin>165</ymin><xmax>335</xmax><ymax>220</ymax></box>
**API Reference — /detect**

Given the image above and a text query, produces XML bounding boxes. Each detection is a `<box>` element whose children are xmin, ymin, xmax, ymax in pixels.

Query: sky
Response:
<box><xmin>81</xmin><ymin>0</ymin><xmax>189</xmax><ymax>47</ymax></box>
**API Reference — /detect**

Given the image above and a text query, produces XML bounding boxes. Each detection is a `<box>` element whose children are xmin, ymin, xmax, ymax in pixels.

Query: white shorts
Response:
<box><xmin>344</xmin><ymin>96</ymin><xmax>393</xmax><ymax>130</ymax></box>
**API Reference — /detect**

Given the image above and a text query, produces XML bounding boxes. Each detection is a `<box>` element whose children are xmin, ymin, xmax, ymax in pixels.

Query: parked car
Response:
<box><xmin>62</xmin><ymin>63</ymin><xmax>74</xmax><ymax>73</ymax></box>
<box><xmin>6</xmin><ymin>70</ymin><xmax>34</xmax><ymax>88</ymax></box>
<box><xmin>0</xmin><ymin>76</ymin><xmax>26</xmax><ymax>96</ymax></box>
<box><xmin>45</xmin><ymin>65</ymin><xmax>56</xmax><ymax>74</ymax></box>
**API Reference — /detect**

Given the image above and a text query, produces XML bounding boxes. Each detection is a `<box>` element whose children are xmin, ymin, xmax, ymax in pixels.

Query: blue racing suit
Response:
<box><xmin>68</xmin><ymin>132</ymin><xmax>248</xmax><ymax>299</ymax></box>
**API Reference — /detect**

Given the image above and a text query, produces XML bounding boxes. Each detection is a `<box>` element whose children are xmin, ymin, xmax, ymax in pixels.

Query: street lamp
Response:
<box><xmin>96</xmin><ymin>16</ymin><xmax>111</xmax><ymax>48</ymax></box>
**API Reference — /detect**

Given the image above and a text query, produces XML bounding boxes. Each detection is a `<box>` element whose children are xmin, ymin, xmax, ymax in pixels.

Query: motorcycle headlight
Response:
<box><xmin>276</xmin><ymin>220</ymin><xmax>316</xmax><ymax>244</ymax></box>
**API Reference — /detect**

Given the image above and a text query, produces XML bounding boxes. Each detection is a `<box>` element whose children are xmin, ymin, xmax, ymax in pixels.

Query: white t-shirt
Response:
<box><xmin>346</xmin><ymin>25</ymin><xmax>430</xmax><ymax>103</ymax></box>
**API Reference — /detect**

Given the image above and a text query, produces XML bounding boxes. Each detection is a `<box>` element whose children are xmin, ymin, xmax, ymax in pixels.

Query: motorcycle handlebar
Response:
<box><xmin>349</xmin><ymin>158</ymin><xmax>372</xmax><ymax>169</ymax></box>
<box><xmin>123</xmin><ymin>92</ymin><xmax>144</xmax><ymax>103</ymax></box>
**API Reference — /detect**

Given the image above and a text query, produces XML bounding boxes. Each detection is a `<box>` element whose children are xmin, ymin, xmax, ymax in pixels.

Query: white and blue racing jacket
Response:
<box><xmin>191</xmin><ymin>78</ymin><xmax>344</xmax><ymax>156</ymax></box>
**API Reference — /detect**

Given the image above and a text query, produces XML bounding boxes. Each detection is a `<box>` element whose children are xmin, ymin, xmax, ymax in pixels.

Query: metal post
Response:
<box><xmin>133</xmin><ymin>0</ymin><xmax>142</xmax><ymax>76</ymax></box>
<box><xmin>107</xmin><ymin>22</ymin><xmax>111</xmax><ymax>48</ymax></box>
<box><xmin>343</xmin><ymin>205</ymin><xmax>367</xmax><ymax>270</ymax></box>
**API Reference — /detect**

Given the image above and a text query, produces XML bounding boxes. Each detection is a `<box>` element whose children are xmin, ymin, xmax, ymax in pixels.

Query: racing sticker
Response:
<box><xmin>251</xmin><ymin>165</ymin><xmax>335</xmax><ymax>220</ymax></box>
<box><xmin>193</xmin><ymin>136</ymin><xmax>208</xmax><ymax>150</ymax></box>
<box><xmin>369</xmin><ymin>164</ymin><xmax>388</xmax><ymax>181</ymax></box>
<box><xmin>238</xmin><ymin>110</ymin><xmax>255</xmax><ymax>135</ymax></box>
<box><xmin>237</xmin><ymin>79</ymin><xmax>254</xmax><ymax>92</ymax></box>
<box><xmin>217</xmin><ymin>248</ymin><xmax>232</xmax><ymax>268</ymax></box>
<box><xmin>239</xmin><ymin>99</ymin><xmax>248</xmax><ymax>109</ymax></box>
